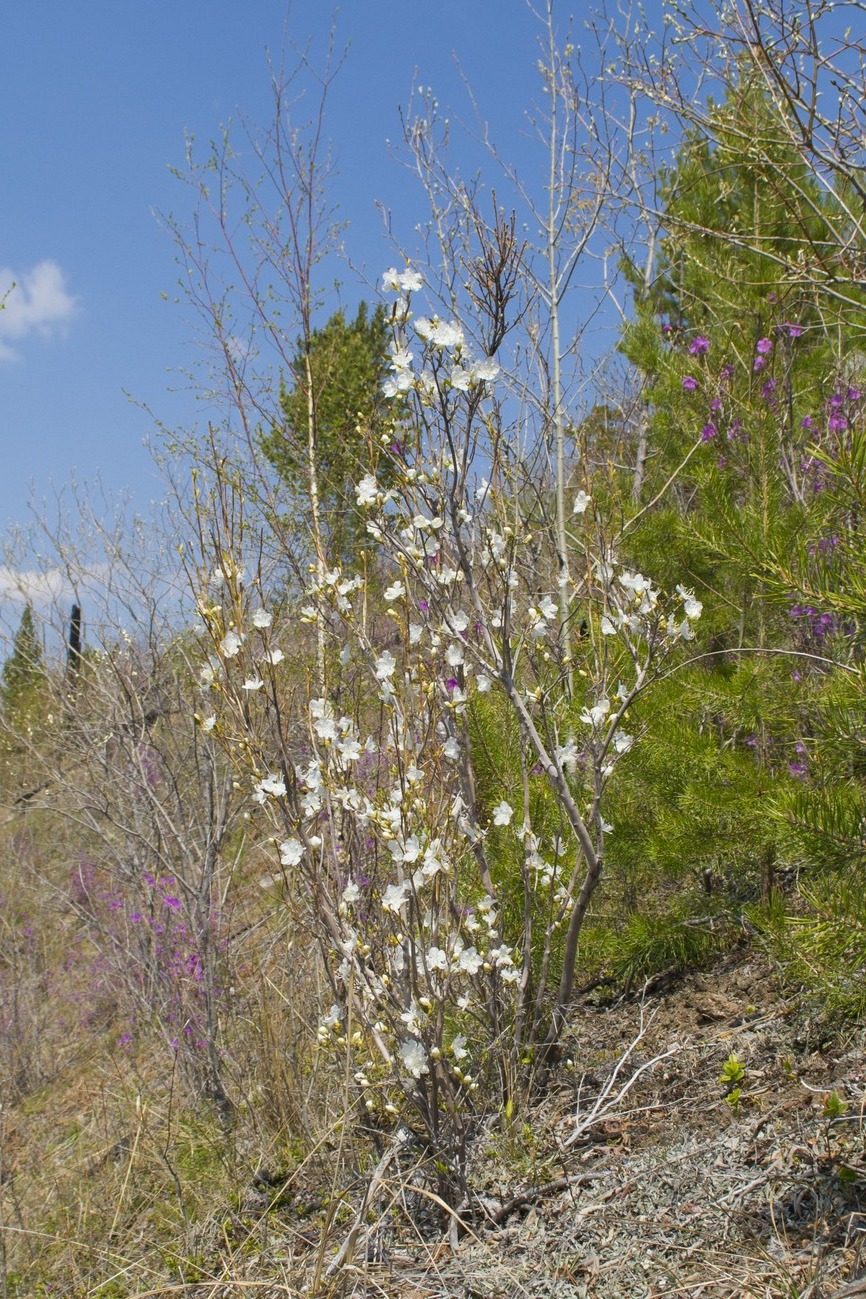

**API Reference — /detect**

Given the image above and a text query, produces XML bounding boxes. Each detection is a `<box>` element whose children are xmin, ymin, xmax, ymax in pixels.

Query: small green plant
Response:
<box><xmin>821</xmin><ymin>1089</ymin><xmax>851</xmax><ymax>1161</ymax></box>
<box><xmin>719</xmin><ymin>1053</ymin><xmax>746</xmax><ymax>1115</ymax></box>
<box><xmin>822</xmin><ymin>1089</ymin><xmax>848</xmax><ymax>1120</ymax></box>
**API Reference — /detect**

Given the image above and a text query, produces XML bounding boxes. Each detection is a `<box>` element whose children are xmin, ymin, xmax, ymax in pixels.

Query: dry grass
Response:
<box><xmin>2</xmin><ymin>788</ymin><xmax>866</xmax><ymax>1298</ymax></box>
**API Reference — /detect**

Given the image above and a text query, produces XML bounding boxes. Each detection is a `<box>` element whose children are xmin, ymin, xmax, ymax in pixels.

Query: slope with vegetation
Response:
<box><xmin>1</xmin><ymin>1</ymin><xmax>866</xmax><ymax>1294</ymax></box>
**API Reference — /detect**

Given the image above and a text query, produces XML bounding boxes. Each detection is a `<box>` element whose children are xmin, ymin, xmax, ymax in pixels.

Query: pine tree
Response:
<box><xmin>601</xmin><ymin>76</ymin><xmax>860</xmax><ymax>955</ymax></box>
<box><xmin>1</xmin><ymin>605</ymin><xmax>43</xmax><ymax>713</ymax></box>
<box><xmin>260</xmin><ymin>302</ymin><xmax>393</xmax><ymax>564</ymax></box>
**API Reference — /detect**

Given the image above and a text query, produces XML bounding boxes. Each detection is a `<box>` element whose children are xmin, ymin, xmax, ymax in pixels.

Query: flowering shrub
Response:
<box><xmin>189</xmin><ymin>260</ymin><xmax>711</xmax><ymax>1197</ymax></box>
<box><xmin>69</xmin><ymin>857</ymin><xmax>227</xmax><ymax>1069</ymax></box>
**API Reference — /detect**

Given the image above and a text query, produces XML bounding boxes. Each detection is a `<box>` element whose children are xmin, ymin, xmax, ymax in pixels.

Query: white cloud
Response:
<box><xmin>0</xmin><ymin>260</ymin><xmax>77</xmax><ymax>361</ymax></box>
<box><xmin>0</xmin><ymin>565</ymin><xmax>74</xmax><ymax>606</ymax></box>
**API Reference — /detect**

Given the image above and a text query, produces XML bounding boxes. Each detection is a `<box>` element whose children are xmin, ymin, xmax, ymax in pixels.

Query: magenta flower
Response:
<box><xmin>701</xmin><ymin>423</ymin><xmax>718</xmax><ymax>441</ymax></box>
<box><xmin>801</xmin><ymin>416</ymin><xmax>814</xmax><ymax>431</ymax></box>
<box><xmin>682</xmin><ymin>376</ymin><xmax>699</xmax><ymax>392</ymax></box>
<box><xmin>689</xmin><ymin>335</ymin><xmax>710</xmax><ymax>355</ymax></box>
<box><xmin>756</xmin><ymin>337</ymin><xmax>773</xmax><ymax>355</ymax></box>
<box><xmin>783</xmin><ymin>322</ymin><xmax>803</xmax><ymax>338</ymax></box>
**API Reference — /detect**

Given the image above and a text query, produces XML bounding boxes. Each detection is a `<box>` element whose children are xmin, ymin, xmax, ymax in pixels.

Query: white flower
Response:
<box><xmin>677</xmin><ymin>585</ymin><xmax>703</xmax><ymax>620</ymax></box>
<box><xmin>263</xmin><ymin>648</ymin><xmax>284</xmax><ymax>665</ymax></box>
<box><xmin>422</xmin><ymin>842</ymin><xmax>446</xmax><ymax>877</ymax></box>
<box><xmin>383</xmin><ymin>266</ymin><xmax>422</xmax><ymax>293</ymax></box>
<box><xmin>601</xmin><ymin>616</ymin><xmax>617</xmax><ymax>636</ymax></box>
<box><xmin>242</xmin><ymin>676</ymin><xmax>265</xmax><ymax>691</ymax></box>
<box><xmin>451</xmin><ymin>1033</ymin><xmax>469</xmax><ymax>1061</ymax></box>
<box><xmin>251</xmin><ymin>608</ymin><xmax>272</xmax><ymax>629</ymax></box>
<box><xmin>383</xmin><ymin>371</ymin><xmax>413</xmax><ymax>398</ymax></box>
<box><xmin>342</xmin><ymin>880</ymin><xmax>360</xmax><ymax>905</ymax></box>
<box><xmin>399</xmin><ymin>1037</ymin><xmax>429</xmax><ymax>1079</ymax></box>
<box><xmin>445</xmin><ymin>642</ymin><xmax>465</xmax><ymax>667</ymax></box>
<box><xmin>402</xmin><ymin>835</ymin><xmax>422</xmax><ymax>864</ymax></box>
<box><xmin>476</xmin><ymin>673</ymin><xmax>492</xmax><ymax>693</ymax></box>
<box><xmin>472</xmin><ymin>357</ymin><xmax>500</xmax><ymax>383</ymax></box>
<box><xmin>426</xmin><ymin>946</ymin><xmax>448</xmax><ymax>972</ymax></box>
<box><xmin>620</xmin><ymin>570</ymin><xmax>650</xmax><ymax>596</ymax></box>
<box><xmin>314</xmin><ymin>716</ymin><xmax>338</xmax><ymax>741</ymax></box>
<box><xmin>555</xmin><ymin>738</ymin><xmax>579</xmax><ymax>770</ymax></box>
<box><xmin>409</xmin><ymin>622</ymin><xmax>423</xmax><ymax>645</ymax></box>
<box><xmin>384</xmin><ymin>581</ymin><xmax>405</xmax><ymax>602</ymax></box>
<box><xmin>375</xmin><ymin>651</ymin><xmax>397</xmax><ymax>679</ymax></box>
<box><xmin>613</xmin><ymin>732</ymin><xmax>634</xmax><ymax>753</ymax></box>
<box><xmin>573</xmin><ymin>490</ymin><xmax>592</xmax><ymax>515</ymax></box>
<box><xmin>280</xmin><ymin>838</ymin><xmax>304</xmax><ymax>866</ymax></box>
<box><xmin>443</xmin><ymin>737</ymin><xmax>461</xmax><ymax>761</ymax></box>
<box><xmin>199</xmin><ymin>662</ymin><xmax>217</xmax><ymax>686</ymax></box>
<box><xmin>390</xmin><ymin>346</ymin><xmax>414</xmax><ymax>371</ymax></box>
<box><xmin>382</xmin><ymin>882</ymin><xmax>409</xmax><ymax>913</ymax></box>
<box><xmin>421</xmin><ymin>318</ymin><xmax>464</xmax><ymax>349</ymax></box>
<box><xmin>356</xmin><ymin>474</ymin><xmax>379</xmax><ymax>507</ymax></box>
<box><xmin>457</xmin><ymin>946</ymin><xmax>483</xmax><ymax>975</ymax></box>
<box><xmin>450</xmin><ymin>364</ymin><xmax>471</xmax><ymax>391</ymax></box>
<box><xmin>580</xmin><ymin>698</ymin><xmax>611</xmax><ymax>728</ymax></box>
<box><xmin>538</xmin><ymin>595</ymin><xmax>558</xmax><ymax>621</ymax></box>
<box><xmin>200</xmin><ymin>714</ymin><xmax>216</xmax><ymax>733</ymax></box>
<box><xmin>253</xmin><ymin>774</ymin><xmax>286</xmax><ymax>804</ymax></box>
<box><xmin>492</xmin><ymin>800</ymin><xmax>514</xmax><ymax>827</ymax></box>
<box><xmin>399</xmin><ymin>267</ymin><xmax>423</xmax><ymax>292</ymax></box>
<box><xmin>219</xmin><ymin>630</ymin><xmax>243</xmax><ymax>657</ymax></box>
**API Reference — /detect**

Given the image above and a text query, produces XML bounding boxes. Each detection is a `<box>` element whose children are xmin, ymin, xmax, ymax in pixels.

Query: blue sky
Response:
<box><xmin>0</xmin><ymin>1</ymin><xmax>572</xmax><ymax>543</ymax></box>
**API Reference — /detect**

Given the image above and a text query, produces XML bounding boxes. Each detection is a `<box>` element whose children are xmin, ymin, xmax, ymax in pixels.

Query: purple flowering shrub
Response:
<box><xmin>67</xmin><ymin>854</ymin><xmax>229</xmax><ymax>1087</ymax></box>
<box><xmin>0</xmin><ymin>882</ymin><xmax>54</xmax><ymax>1100</ymax></box>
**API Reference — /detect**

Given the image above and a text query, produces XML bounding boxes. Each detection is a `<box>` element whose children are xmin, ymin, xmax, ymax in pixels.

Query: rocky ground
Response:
<box><xmin>403</xmin><ymin>954</ymin><xmax>866</xmax><ymax>1299</ymax></box>
<box><xmin>6</xmin><ymin>952</ymin><xmax>865</xmax><ymax>1297</ymax></box>
<box><xmin>229</xmin><ymin>953</ymin><xmax>866</xmax><ymax>1298</ymax></box>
